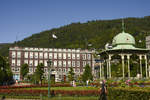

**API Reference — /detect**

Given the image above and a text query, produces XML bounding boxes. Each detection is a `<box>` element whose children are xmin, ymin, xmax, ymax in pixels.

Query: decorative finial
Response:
<box><xmin>122</xmin><ymin>18</ymin><xmax>125</xmax><ymax>33</ymax></box>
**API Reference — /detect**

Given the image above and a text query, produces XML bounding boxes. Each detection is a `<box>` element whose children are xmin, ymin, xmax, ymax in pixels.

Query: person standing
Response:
<box><xmin>99</xmin><ymin>80</ymin><xmax>107</xmax><ymax>100</ymax></box>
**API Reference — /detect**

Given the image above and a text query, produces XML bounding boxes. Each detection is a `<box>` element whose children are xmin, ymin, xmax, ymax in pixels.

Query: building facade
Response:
<box><xmin>9</xmin><ymin>46</ymin><xmax>94</xmax><ymax>81</ymax></box>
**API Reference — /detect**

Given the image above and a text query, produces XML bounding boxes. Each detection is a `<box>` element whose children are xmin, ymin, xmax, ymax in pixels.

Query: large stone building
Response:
<box><xmin>9</xmin><ymin>46</ymin><xmax>94</xmax><ymax>81</ymax></box>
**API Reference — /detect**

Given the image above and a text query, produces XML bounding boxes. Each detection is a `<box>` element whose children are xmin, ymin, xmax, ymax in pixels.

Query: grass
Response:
<box><xmin>18</xmin><ymin>86</ymin><xmax>99</xmax><ymax>91</ymax></box>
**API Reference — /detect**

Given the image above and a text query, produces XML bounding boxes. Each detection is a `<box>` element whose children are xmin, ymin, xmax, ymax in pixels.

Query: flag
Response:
<box><xmin>52</xmin><ymin>34</ymin><xmax>57</xmax><ymax>39</ymax></box>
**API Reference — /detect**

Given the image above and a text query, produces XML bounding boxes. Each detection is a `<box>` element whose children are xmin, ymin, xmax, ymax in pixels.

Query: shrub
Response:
<box><xmin>107</xmin><ymin>87</ymin><xmax>150</xmax><ymax>100</ymax></box>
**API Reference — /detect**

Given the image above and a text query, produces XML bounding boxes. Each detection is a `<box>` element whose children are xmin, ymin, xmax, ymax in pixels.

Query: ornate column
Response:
<box><xmin>120</xmin><ymin>54</ymin><xmax>125</xmax><ymax>78</ymax></box>
<box><xmin>108</xmin><ymin>54</ymin><xmax>113</xmax><ymax>78</ymax></box>
<box><xmin>139</xmin><ymin>55</ymin><xmax>142</xmax><ymax>78</ymax></box>
<box><xmin>144</xmin><ymin>55</ymin><xmax>148</xmax><ymax>78</ymax></box>
<box><xmin>127</xmin><ymin>54</ymin><xmax>131</xmax><ymax>78</ymax></box>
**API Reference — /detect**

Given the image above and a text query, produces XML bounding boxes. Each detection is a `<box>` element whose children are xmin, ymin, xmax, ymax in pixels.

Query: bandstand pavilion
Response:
<box><xmin>99</xmin><ymin>29</ymin><xmax>150</xmax><ymax>79</ymax></box>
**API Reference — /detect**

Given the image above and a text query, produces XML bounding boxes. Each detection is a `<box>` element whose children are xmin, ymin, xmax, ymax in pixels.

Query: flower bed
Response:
<box><xmin>0</xmin><ymin>89</ymin><xmax>99</xmax><ymax>96</ymax></box>
<box><xmin>0</xmin><ymin>83</ymin><xmax>72</xmax><ymax>89</ymax></box>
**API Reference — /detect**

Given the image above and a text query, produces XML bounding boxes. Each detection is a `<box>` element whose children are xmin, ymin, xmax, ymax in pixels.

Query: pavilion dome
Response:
<box><xmin>112</xmin><ymin>31</ymin><xmax>135</xmax><ymax>46</ymax></box>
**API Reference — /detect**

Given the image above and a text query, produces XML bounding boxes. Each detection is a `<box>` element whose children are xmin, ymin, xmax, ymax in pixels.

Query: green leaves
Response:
<box><xmin>20</xmin><ymin>63</ymin><xmax>29</xmax><ymax>80</ymax></box>
<box><xmin>68</xmin><ymin>67</ymin><xmax>75</xmax><ymax>82</ymax></box>
<box><xmin>0</xmin><ymin>55</ymin><xmax>13</xmax><ymax>85</ymax></box>
<box><xmin>82</xmin><ymin>64</ymin><xmax>93</xmax><ymax>83</ymax></box>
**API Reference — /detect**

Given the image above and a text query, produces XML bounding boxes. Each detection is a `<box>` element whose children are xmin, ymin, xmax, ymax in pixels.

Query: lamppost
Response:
<box><xmin>47</xmin><ymin>59</ymin><xmax>52</xmax><ymax>98</ymax></box>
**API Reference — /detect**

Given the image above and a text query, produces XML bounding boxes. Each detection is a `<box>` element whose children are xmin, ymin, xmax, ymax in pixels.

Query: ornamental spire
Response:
<box><xmin>122</xmin><ymin>19</ymin><xmax>125</xmax><ymax>33</ymax></box>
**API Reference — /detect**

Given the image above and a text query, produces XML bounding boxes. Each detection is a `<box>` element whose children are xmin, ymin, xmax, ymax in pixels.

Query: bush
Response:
<box><xmin>107</xmin><ymin>87</ymin><xmax>150</xmax><ymax>100</ymax></box>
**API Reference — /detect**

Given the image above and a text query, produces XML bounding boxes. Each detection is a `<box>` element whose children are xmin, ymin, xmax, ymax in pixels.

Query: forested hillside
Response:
<box><xmin>1</xmin><ymin>16</ymin><xmax>150</xmax><ymax>56</ymax></box>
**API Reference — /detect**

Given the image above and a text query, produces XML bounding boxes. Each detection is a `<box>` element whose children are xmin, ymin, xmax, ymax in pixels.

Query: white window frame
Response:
<box><xmin>25</xmin><ymin>52</ymin><xmax>28</xmax><ymax>58</ymax></box>
<box><xmin>49</xmin><ymin>53</ymin><xmax>53</xmax><ymax>59</ymax></box>
<box><xmin>17</xmin><ymin>52</ymin><xmax>21</xmax><ymax>58</ymax></box>
<box><xmin>72</xmin><ymin>54</ymin><xmax>75</xmax><ymax>59</ymax></box>
<box><xmin>68</xmin><ymin>53</ymin><xmax>71</xmax><ymax>59</ymax></box>
<box><xmin>44</xmin><ymin>52</ymin><xmax>48</xmax><ymax>59</ymax></box>
<box><xmin>34</xmin><ymin>52</ymin><xmax>38</xmax><ymax>59</ymax></box>
<box><xmin>12</xmin><ymin>51</ymin><xmax>16</xmax><ymax>58</ymax></box>
<box><xmin>72</xmin><ymin>61</ymin><xmax>75</xmax><ymax>67</ymax></box>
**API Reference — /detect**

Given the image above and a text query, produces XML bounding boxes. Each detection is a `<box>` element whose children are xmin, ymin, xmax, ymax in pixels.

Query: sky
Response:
<box><xmin>0</xmin><ymin>0</ymin><xmax>150</xmax><ymax>43</ymax></box>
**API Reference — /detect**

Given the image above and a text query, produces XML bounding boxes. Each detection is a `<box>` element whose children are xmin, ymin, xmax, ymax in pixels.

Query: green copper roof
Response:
<box><xmin>112</xmin><ymin>31</ymin><xmax>135</xmax><ymax>46</ymax></box>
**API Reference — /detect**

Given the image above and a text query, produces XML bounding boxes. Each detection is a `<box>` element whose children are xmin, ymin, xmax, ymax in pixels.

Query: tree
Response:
<box><xmin>68</xmin><ymin>67</ymin><xmax>75</xmax><ymax>82</ymax></box>
<box><xmin>34</xmin><ymin>63</ymin><xmax>44</xmax><ymax>84</ymax></box>
<box><xmin>20</xmin><ymin>63</ymin><xmax>29</xmax><ymax>80</ymax></box>
<box><xmin>0</xmin><ymin>55</ymin><xmax>13</xmax><ymax>85</ymax></box>
<box><xmin>82</xmin><ymin>64</ymin><xmax>93</xmax><ymax>83</ymax></box>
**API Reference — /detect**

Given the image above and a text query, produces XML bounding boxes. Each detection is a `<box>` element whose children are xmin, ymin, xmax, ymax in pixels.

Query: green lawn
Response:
<box><xmin>21</xmin><ymin>86</ymin><xmax>98</xmax><ymax>91</ymax></box>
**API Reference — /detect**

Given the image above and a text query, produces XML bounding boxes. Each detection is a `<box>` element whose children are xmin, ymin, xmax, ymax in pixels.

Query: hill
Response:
<box><xmin>1</xmin><ymin>16</ymin><xmax>150</xmax><ymax>56</ymax></box>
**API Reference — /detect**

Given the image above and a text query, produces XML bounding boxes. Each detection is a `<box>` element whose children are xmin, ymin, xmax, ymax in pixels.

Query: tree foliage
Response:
<box><xmin>0</xmin><ymin>55</ymin><xmax>13</xmax><ymax>85</ymax></box>
<box><xmin>20</xmin><ymin>63</ymin><xmax>29</xmax><ymax>80</ymax></box>
<box><xmin>34</xmin><ymin>63</ymin><xmax>44</xmax><ymax>84</ymax></box>
<box><xmin>82</xmin><ymin>64</ymin><xmax>93</xmax><ymax>82</ymax></box>
<box><xmin>68</xmin><ymin>67</ymin><xmax>75</xmax><ymax>82</ymax></box>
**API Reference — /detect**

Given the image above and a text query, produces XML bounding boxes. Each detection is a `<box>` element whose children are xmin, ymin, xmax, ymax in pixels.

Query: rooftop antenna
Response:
<box><xmin>122</xmin><ymin>18</ymin><xmax>125</xmax><ymax>32</ymax></box>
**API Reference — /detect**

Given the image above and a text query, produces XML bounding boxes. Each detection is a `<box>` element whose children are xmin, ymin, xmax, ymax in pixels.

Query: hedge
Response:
<box><xmin>107</xmin><ymin>87</ymin><xmax>150</xmax><ymax>100</ymax></box>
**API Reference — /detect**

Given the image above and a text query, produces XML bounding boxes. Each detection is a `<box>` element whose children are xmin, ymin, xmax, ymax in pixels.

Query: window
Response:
<box><xmin>30</xmin><ymin>52</ymin><xmax>33</xmax><ymax>58</ymax></box>
<box><xmin>29</xmin><ymin>60</ymin><xmax>33</xmax><ymax>66</ymax></box>
<box><xmin>63</xmin><ymin>68</ymin><xmax>66</xmax><ymax>72</ymax></box>
<box><xmin>17</xmin><ymin>59</ymin><xmax>21</xmax><ymax>66</ymax></box>
<box><xmin>68</xmin><ymin>53</ymin><xmax>71</xmax><ymax>59</ymax></box>
<box><xmin>68</xmin><ymin>61</ymin><xmax>71</xmax><ymax>67</ymax></box>
<box><xmin>77</xmin><ymin>54</ymin><xmax>80</xmax><ymax>59</ymax></box>
<box><xmin>34</xmin><ymin>52</ymin><xmax>38</xmax><ymax>59</ymax></box>
<box><xmin>39</xmin><ymin>60</ymin><xmax>43</xmax><ymax>64</ymax></box>
<box><xmin>83</xmin><ymin>61</ymin><xmax>86</xmax><ymax>67</ymax></box>
<box><xmin>58</xmin><ymin>53</ymin><xmax>62</xmax><ymax>59</ymax></box>
<box><xmin>63</xmin><ymin>61</ymin><xmax>66</xmax><ymax>67</ymax></box>
<box><xmin>44</xmin><ymin>60</ymin><xmax>48</xmax><ymax>66</ymax></box>
<box><xmin>77</xmin><ymin>61</ymin><xmax>80</xmax><ymax>67</ymax></box>
<box><xmin>72</xmin><ymin>61</ymin><xmax>75</xmax><ymax>67</ymax></box>
<box><xmin>54</xmin><ymin>60</ymin><xmax>57</xmax><ymax>67</ymax></box>
<box><xmin>49</xmin><ymin>53</ymin><xmax>53</xmax><ymax>59</ymax></box>
<box><xmin>25</xmin><ymin>52</ymin><xmax>28</xmax><ymax>58</ymax></box>
<box><xmin>76</xmin><ymin>69</ymin><xmax>80</xmax><ymax>73</ymax></box>
<box><xmin>29</xmin><ymin>68</ymin><xmax>33</xmax><ymax>73</ymax></box>
<box><xmin>44</xmin><ymin>53</ymin><xmax>48</xmax><ymax>59</ymax></box>
<box><xmin>34</xmin><ymin>68</ymin><xmax>37</xmax><ymax>72</ymax></box>
<box><xmin>87</xmin><ymin>61</ymin><xmax>91</xmax><ymax>66</ymax></box>
<box><xmin>12</xmin><ymin>67</ymin><xmax>15</xmax><ymax>72</ymax></box>
<box><xmin>12</xmin><ymin>51</ymin><xmax>16</xmax><ymax>58</ymax></box>
<box><xmin>15</xmin><ymin>67</ymin><xmax>20</xmax><ymax>72</ymax></box>
<box><xmin>24</xmin><ymin>60</ymin><xmax>28</xmax><ymax>64</ymax></box>
<box><xmin>34</xmin><ymin>60</ymin><xmax>38</xmax><ymax>66</ymax></box>
<box><xmin>58</xmin><ymin>61</ymin><xmax>62</xmax><ymax>67</ymax></box>
<box><xmin>63</xmin><ymin>53</ymin><xmax>66</xmax><ymax>59</ymax></box>
<box><xmin>87</xmin><ymin>54</ymin><xmax>91</xmax><ymax>60</ymax></box>
<box><xmin>54</xmin><ymin>53</ymin><xmax>57</xmax><ymax>59</ymax></box>
<box><xmin>39</xmin><ymin>52</ymin><xmax>43</xmax><ymax>59</ymax></box>
<box><xmin>17</xmin><ymin>52</ymin><xmax>21</xmax><ymax>58</ymax></box>
<box><xmin>82</xmin><ymin>54</ymin><xmax>86</xmax><ymax>60</ymax></box>
<box><xmin>72</xmin><ymin>54</ymin><xmax>75</xmax><ymax>59</ymax></box>
<box><xmin>58</xmin><ymin>68</ymin><xmax>62</xmax><ymax>72</ymax></box>
<box><xmin>12</xmin><ymin>59</ymin><xmax>15</xmax><ymax>66</ymax></box>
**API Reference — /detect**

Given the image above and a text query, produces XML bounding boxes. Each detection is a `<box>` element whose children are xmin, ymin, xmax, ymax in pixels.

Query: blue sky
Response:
<box><xmin>0</xmin><ymin>0</ymin><xmax>150</xmax><ymax>43</ymax></box>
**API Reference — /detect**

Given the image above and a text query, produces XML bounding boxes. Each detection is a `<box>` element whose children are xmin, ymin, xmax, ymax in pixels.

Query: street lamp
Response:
<box><xmin>47</xmin><ymin>59</ymin><xmax>52</xmax><ymax>98</ymax></box>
